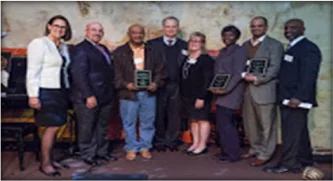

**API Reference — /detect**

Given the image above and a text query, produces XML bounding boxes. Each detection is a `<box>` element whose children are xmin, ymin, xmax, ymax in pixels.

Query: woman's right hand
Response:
<box><xmin>29</xmin><ymin>97</ymin><xmax>41</xmax><ymax>109</ymax></box>
<box><xmin>209</xmin><ymin>89</ymin><xmax>225</xmax><ymax>95</ymax></box>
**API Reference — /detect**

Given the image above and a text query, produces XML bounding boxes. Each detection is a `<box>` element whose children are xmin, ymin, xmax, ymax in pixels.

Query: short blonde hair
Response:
<box><xmin>188</xmin><ymin>32</ymin><xmax>207</xmax><ymax>54</ymax></box>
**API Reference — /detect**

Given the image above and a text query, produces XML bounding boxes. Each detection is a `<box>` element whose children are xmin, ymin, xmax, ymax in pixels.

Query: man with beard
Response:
<box><xmin>242</xmin><ymin>16</ymin><xmax>284</xmax><ymax>166</ymax></box>
<box><xmin>113</xmin><ymin>24</ymin><xmax>167</xmax><ymax>161</ymax></box>
<box><xmin>70</xmin><ymin>22</ymin><xmax>117</xmax><ymax>166</ymax></box>
<box><xmin>264</xmin><ymin>19</ymin><xmax>322</xmax><ymax>174</ymax></box>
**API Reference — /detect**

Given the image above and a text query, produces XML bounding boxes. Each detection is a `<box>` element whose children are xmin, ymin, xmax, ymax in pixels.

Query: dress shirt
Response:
<box><xmin>250</xmin><ymin>34</ymin><xmax>267</xmax><ymax>46</ymax></box>
<box><xmin>163</xmin><ymin>35</ymin><xmax>177</xmax><ymax>46</ymax></box>
<box><xmin>289</xmin><ymin>35</ymin><xmax>305</xmax><ymax>48</ymax></box>
<box><xmin>129</xmin><ymin>43</ymin><xmax>145</xmax><ymax>70</ymax></box>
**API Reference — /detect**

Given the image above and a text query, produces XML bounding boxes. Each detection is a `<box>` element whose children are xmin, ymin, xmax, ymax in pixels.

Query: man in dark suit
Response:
<box><xmin>113</xmin><ymin>24</ymin><xmax>167</xmax><ymax>161</ymax></box>
<box><xmin>70</xmin><ymin>22</ymin><xmax>117</xmax><ymax>166</ymax></box>
<box><xmin>147</xmin><ymin>16</ymin><xmax>188</xmax><ymax>152</ymax></box>
<box><xmin>264</xmin><ymin>19</ymin><xmax>322</xmax><ymax>173</ymax></box>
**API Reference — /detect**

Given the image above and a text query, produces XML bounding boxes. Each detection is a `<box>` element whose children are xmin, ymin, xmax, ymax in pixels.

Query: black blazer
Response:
<box><xmin>278</xmin><ymin>38</ymin><xmax>322</xmax><ymax>107</ymax></box>
<box><xmin>180</xmin><ymin>54</ymin><xmax>214</xmax><ymax>100</ymax></box>
<box><xmin>69</xmin><ymin>40</ymin><xmax>115</xmax><ymax>105</ymax></box>
<box><xmin>147</xmin><ymin>36</ymin><xmax>188</xmax><ymax>84</ymax></box>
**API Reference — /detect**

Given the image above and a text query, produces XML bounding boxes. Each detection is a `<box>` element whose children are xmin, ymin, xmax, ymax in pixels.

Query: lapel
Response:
<box><xmin>254</xmin><ymin>36</ymin><xmax>271</xmax><ymax>58</ymax></box>
<box><xmin>84</xmin><ymin>40</ymin><xmax>110</xmax><ymax>67</ymax></box>
<box><xmin>44</xmin><ymin>36</ymin><xmax>63</xmax><ymax>61</ymax></box>
<box><xmin>144</xmin><ymin>44</ymin><xmax>152</xmax><ymax>70</ymax></box>
<box><xmin>175</xmin><ymin>40</ymin><xmax>186</xmax><ymax>67</ymax></box>
<box><xmin>123</xmin><ymin>42</ymin><xmax>136</xmax><ymax>71</ymax></box>
<box><xmin>157</xmin><ymin>37</ymin><xmax>167</xmax><ymax>64</ymax></box>
<box><xmin>287</xmin><ymin>37</ymin><xmax>307</xmax><ymax>53</ymax></box>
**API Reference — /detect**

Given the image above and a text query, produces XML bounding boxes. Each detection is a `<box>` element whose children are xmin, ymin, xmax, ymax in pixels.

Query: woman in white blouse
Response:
<box><xmin>26</xmin><ymin>15</ymin><xmax>72</xmax><ymax>177</ymax></box>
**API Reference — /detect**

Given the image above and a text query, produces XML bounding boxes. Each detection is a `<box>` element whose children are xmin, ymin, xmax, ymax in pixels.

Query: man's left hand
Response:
<box><xmin>147</xmin><ymin>83</ymin><xmax>158</xmax><ymax>92</ymax></box>
<box><xmin>288</xmin><ymin>98</ymin><xmax>301</xmax><ymax>108</ymax></box>
<box><xmin>244</xmin><ymin>74</ymin><xmax>257</xmax><ymax>82</ymax></box>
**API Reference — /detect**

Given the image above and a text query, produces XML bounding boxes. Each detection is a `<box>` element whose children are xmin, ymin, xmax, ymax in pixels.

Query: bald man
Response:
<box><xmin>264</xmin><ymin>19</ymin><xmax>322</xmax><ymax>173</ymax></box>
<box><xmin>70</xmin><ymin>22</ymin><xmax>117</xmax><ymax>166</ymax></box>
<box><xmin>113</xmin><ymin>24</ymin><xmax>167</xmax><ymax>161</ymax></box>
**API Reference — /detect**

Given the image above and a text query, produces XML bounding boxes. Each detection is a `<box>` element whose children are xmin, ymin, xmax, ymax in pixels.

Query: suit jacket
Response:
<box><xmin>146</xmin><ymin>36</ymin><xmax>188</xmax><ymax>85</ymax></box>
<box><xmin>113</xmin><ymin>42</ymin><xmax>167</xmax><ymax>100</ymax></box>
<box><xmin>26</xmin><ymin>36</ymin><xmax>71</xmax><ymax>97</ymax></box>
<box><xmin>214</xmin><ymin>44</ymin><xmax>247</xmax><ymax>110</ymax></box>
<box><xmin>243</xmin><ymin>36</ymin><xmax>284</xmax><ymax>104</ymax></box>
<box><xmin>278</xmin><ymin>38</ymin><xmax>321</xmax><ymax>107</ymax></box>
<box><xmin>69</xmin><ymin>40</ymin><xmax>115</xmax><ymax>105</ymax></box>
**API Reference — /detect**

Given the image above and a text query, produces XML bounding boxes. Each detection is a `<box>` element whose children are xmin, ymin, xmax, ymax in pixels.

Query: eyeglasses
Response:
<box><xmin>189</xmin><ymin>40</ymin><xmax>202</xmax><ymax>43</ymax></box>
<box><xmin>52</xmin><ymin>24</ymin><xmax>67</xmax><ymax>29</ymax></box>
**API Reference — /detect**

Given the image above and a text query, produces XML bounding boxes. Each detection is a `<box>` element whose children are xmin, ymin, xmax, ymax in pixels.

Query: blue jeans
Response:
<box><xmin>120</xmin><ymin>91</ymin><xmax>156</xmax><ymax>152</ymax></box>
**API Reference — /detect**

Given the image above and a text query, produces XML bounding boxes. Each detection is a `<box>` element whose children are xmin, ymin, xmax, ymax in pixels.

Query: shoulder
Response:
<box><xmin>266</xmin><ymin>36</ymin><xmax>283</xmax><ymax>47</ymax></box>
<box><xmin>242</xmin><ymin>39</ymin><xmax>250</xmax><ymax>46</ymax></box>
<box><xmin>113</xmin><ymin>43</ymin><xmax>128</xmax><ymax>55</ymax></box>
<box><xmin>304</xmin><ymin>39</ymin><xmax>320</xmax><ymax>50</ymax></box>
<box><xmin>177</xmin><ymin>38</ymin><xmax>188</xmax><ymax>47</ymax></box>
<box><xmin>147</xmin><ymin>36</ymin><xmax>163</xmax><ymax>44</ymax></box>
<box><xmin>71</xmin><ymin>40</ymin><xmax>87</xmax><ymax>54</ymax></box>
<box><xmin>28</xmin><ymin>37</ymin><xmax>46</xmax><ymax>48</ymax></box>
<box><xmin>74</xmin><ymin>40</ymin><xmax>88</xmax><ymax>49</ymax></box>
<box><xmin>235</xmin><ymin>44</ymin><xmax>247</xmax><ymax>54</ymax></box>
<box><xmin>200</xmin><ymin>54</ymin><xmax>214</xmax><ymax>63</ymax></box>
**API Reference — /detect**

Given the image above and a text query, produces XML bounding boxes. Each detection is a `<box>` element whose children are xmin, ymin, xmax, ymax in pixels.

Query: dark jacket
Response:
<box><xmin>278</xmin><ymin>38</ymin><xmax>322</xmax><ymax>107</ymax></box>
<box><xmin>146</xmin><ymin>36</ymin><xmax>187</xmax><ymax>85</ymax></box>
<box><xmin>69</xmin><ymin>40</ymin><xmax>115</xmax><ymax>105</ymax></box>
<box><xmin>113</xmin><ymin>42</ymin><xmax>167</xmax><ymax>100</ymax></box>
<box><xmin>214</xmin><ymin>44</ymin><xmax>247</xmax><ymax>110</ymax></box>
<box><xmin>180</xmin><ymin>54</ymin><xmax>214</xmax><ymax>100</ymax></box>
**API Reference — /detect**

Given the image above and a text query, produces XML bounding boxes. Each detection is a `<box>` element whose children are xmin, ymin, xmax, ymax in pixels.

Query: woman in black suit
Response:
<box><xmin>180</xmin><ymin>32</ymin><xmax>214</xmax><ymax>156</ymax></box>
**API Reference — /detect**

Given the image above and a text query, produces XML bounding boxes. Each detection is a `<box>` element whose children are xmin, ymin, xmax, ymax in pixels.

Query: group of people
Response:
<box><xmin>26</xmin><ymin>15</ymin><xmax>322</xmax><ymax>177</ymax></box>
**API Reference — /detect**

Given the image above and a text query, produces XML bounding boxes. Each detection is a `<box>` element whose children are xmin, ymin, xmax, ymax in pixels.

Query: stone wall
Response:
<box><xmin>1</xmin><ymin>1</ymin><xmax>332</xmax><ymax>149</ymax></box>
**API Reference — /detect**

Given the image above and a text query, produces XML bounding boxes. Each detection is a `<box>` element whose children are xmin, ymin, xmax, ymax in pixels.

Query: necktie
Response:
<box><xmin>167</xmin><ymin>39</ymin><xmax>173</xmax><ymax>46</ymax></box>
<box><xmin>96</xmin><ymin>45</ymin><xmax>111</xmax><ymax>64</ymax></box>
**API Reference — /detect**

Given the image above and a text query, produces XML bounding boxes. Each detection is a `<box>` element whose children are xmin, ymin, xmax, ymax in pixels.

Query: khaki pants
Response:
<box><xmin>242</xmin><ymin>90</ymin><xmax>277</xmax><ymax>161</ymax></box>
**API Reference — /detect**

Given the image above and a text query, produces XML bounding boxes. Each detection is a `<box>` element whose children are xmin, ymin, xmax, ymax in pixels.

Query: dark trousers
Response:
<box><xmin>279</xmin><ymin>106</ymin><xmax>313</xmax><ymax>169</ymax></box>
<box><xmin>216</xmin><ymin>105</ymin><xmax>240</xmax><ymax>160</ymax></box>
<box><xmin>154</xmin><ymin>83</ymin><xmax>181</xmax><ymax>147</ymax></box>
<box><xmin>74</xmin><ymin>103</ymin><xmax>113</xmax><ymax>159</ymax></box>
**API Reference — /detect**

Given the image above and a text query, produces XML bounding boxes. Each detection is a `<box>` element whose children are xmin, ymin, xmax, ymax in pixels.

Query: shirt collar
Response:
<box><xmin>250</xmin><ymin>34</ymin><xmax>267</xmax><ymax>46</ymax></box>
<box><xmin>289</xmin><ymin>36</ymin><xmax>305</xmax><ymax>47</ymax></box>
<box><xmin>163</xmin><ymin>35</ymin><xmax>177</xmax><ymax>46</ymax></box>
<box><xmin>129</xmin><ymin>42</ymin><xmax>145</xmax><ymax>50</ymax></box>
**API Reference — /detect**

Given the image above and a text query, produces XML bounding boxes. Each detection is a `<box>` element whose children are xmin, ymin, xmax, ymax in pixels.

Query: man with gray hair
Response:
<box><xmin>147</xmin><ymin>16</ymin><xmax>188</xmax><ymax>152</ymax></box>
<box><xmin>70</xmin><ymin>22</ymin><xmax>117</xmax><ymax>166</ymax></box>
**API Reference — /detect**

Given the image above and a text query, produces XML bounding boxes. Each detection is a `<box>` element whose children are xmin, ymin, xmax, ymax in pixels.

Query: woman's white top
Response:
<box><xmin>26</xmin><ymin>36</ymin><xmax>71</xmax><ymax>97</ymax></box>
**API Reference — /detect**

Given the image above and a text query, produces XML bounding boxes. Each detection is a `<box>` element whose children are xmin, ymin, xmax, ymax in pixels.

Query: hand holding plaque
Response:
<box><xmin>208</xmin><ymin>74</ymin><xmax>231</xmax><ymax>91</ymax></box>
<box><xmin>247</xmin><ymin>58</ymin><xmax>268</xmax><ymax>76</ymax></box>
<box><xmin>135</xmin><ymin>70</ymin><xmax>151</xmax><ymax>89</ymax></box>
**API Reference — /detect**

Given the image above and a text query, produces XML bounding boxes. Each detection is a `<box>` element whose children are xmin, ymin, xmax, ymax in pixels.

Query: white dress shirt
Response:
<box><xmin>289</xmin><ymin>35</ymin><xmax>305</xmax><ymax>48</ymax></box>
<box><xmin>250</xmin><ymin>34</ymin><xmax>267</xmax><ymax>46</ymax></box>
<box><xmin>26</xmin><ymin>36</ymin><xmax>71</xmax><ymax>97</ymax></box>
<box><xmin>163</xmin><ymin>35</ymin><xmax>177</xmax><ymax>46</ymax></box>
